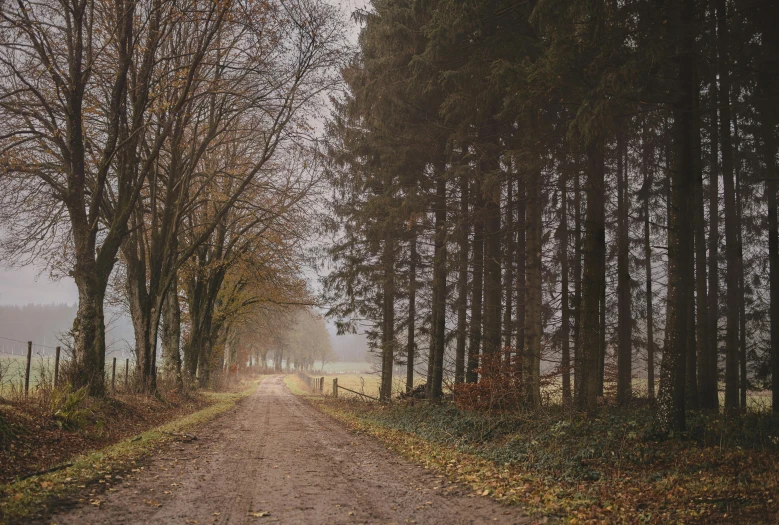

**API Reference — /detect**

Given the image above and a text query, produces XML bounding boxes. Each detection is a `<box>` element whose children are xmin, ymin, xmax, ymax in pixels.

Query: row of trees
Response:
<box><xmin>235</xmin><ymin>308</ymin><xmax>335</xmax><ymax>372</ymax></box>
<box><xmin>323</xmin><ymin>0</ymin><xmax>778</xmax><ymax>429</ymax></box>
<box><xmin>0</xmin><ymin>0</ymin><xmax>345</xmax><ymax>394</ymax></box>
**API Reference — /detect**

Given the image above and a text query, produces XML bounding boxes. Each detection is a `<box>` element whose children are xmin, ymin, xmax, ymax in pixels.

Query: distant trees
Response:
<box><xmin>0</xmin><ymin>0</ymin><xmax>345</xmax><ymax>393</ymax></box>
<box><xmin>233</xmin><ymin>307</ymin><xmax>333</xmax><ymax>372</ymax></box>
<box><xmin>324</xmin><ymin>0</ymin><xmax>779</xmax><ymax>425</ymax></box>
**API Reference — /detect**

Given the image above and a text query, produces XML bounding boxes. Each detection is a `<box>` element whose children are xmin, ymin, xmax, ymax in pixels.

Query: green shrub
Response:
<box><xmin>50</xmin><ymin>385</ymin><xmax>91</xmax><ymax>430</ymax></box>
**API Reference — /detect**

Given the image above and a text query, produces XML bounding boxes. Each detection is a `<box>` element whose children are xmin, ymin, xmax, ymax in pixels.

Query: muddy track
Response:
<box><xmin>40</xmin><ymin>376</ymin><xmax>531</xmax><ymax>524</ymax></box>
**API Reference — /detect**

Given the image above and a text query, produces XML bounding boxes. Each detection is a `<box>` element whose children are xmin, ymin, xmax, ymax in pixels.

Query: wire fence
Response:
<box><xmin>0</xmin><ymin>335</ymin><xmax>139</xmax><ymax>402</ymax></box>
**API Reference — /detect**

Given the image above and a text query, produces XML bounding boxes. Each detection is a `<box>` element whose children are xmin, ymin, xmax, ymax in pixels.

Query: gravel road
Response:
<box><xmin>42</xmin><ymin>375</ymin><xmax>531</xmax><ymax>524</ymax></box>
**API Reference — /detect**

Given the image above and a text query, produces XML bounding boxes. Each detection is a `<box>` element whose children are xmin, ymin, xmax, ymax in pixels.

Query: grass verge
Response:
<box><xmin>0</xmin><ymin>376</ymin><xmax>264</xmax><ymax>523</ymax></box>
<box><xmin>299</xmin><ymin>395</ymin><xmax>779</xmax><ymax>525</ymax></box>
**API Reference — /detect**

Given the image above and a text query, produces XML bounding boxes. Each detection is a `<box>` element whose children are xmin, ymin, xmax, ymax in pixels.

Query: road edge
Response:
<box><xmin>0</xmin><ymin>377</ymin><xmax>265</xmax><ymax>523</ymax></box>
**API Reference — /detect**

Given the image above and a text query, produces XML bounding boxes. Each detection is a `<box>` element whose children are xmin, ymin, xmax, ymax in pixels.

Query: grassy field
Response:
<box><xmin>311</xmin><ymin>361</ymin><xmax>374</xmax><ymax>374</ymax></box>
<box><xmin>0</xmin><ymin>355</ymin><xmax>135</xmax><ymax>397</ymax></box>
<box><xmin>296</xmin><ymin>372</ymin><xmax>425</xmax><ymax>400</ymax></box>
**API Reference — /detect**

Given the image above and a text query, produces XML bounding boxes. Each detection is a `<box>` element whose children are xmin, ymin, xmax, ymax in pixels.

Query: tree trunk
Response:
<box><xmin>503</xmin><ymin>176</ymin><xmax>515</xmax><ymax>356</ymax></box>
<box><xmin>455</xmin><ymin>164</ymin><xmax>470</xmax><ymax>385</ymax></box>
<box><xmin>599</xmin><ymin>259</ymin><xmax>606</xmax><ymax>397</ymax></box>
<box><xmin>380</xmin><ymin>237</ymin><xmax>395</xmax><ymax>401</ymax></box>
<box><xmin>406</xmin><ymin>231</ymin><xmax>417</xmax><ymax>393</ymax></box>
<box><xmin>575</xmin><ymin>135</ymin><xmax>606</xmax><ymax>413</ymax></box>
<box><xmin>573</xmin><ymin>164</ymin><xmax>583</xmax><ymax>397</ymax></box>
<box><xmin>687</xmin><ymin>67</ymin><xmax>703</xmax><ymax>411</ymax></box>
<box><xmin>735</xmin><ymin>128</ymin><xmax>747</xmax><ymax>411</ymax></box>
<box><xmin>524</xmin><ymin>120</ymin><xmax>542</xmax><ymax>406</ymax></box>
<box><xmin>716</xmin><ymin>0</ymin><xmax>740</xmax><ymax>413</ymax></box>
<box><xmin>162</xmin><ymin>273</ymin><xmax>183</xmax><ymax>390</ymax></box>
<box><xmin>429</xmin><ymin>163</ymin><xmax>448</xmax><ymax>401</ymax></box>
<box><xmin>642</xmin><ymin>120</ymin><xmax>655</xmax><ymax>400</ymax></box>
<box><xmin>756</xmin><ymin>1</ymin><xmax>779</xmax><ymax>413</ymax></box>
<box><xmin>617</xmin><ymin>129</ymin><xmax>632</xmax><ymax>405</ymax></box>
<box><xmin>560</xmin><ymin>163</ymin><xmax>571</xmax><ymax>405</ymax></box>
<box><xmin>515</xmin><ymin>173</ymin><xmax>527</xmax><ymax>374</ymax></box>
<box><xmin>694</xmin><ymin>63</ymin><xmax>713</xmax><ymax>409</ymax></box>
<box><xmin>482</xmin><ymin>138</ymin><xmax>502</xmax><ymax>358</ymax></box>
<box><xmin>467</xmin><ymin>180</ymin><xmax>484</xmax><ymax>384</ymax></box>
<box><xmin>124</xmin><ymin>232</ymin><xmax>157</xmax><ymax>393</ymax></box>
<box><xmin>705</xmin><ymin>4</ymin><xmax>721</xmax><ymax>412</ymax></box>
<box><xmin>71</xmin><ymin>271</ymin><xmax>108</xmax><ymax>396</ymax></box>
<box><xmin>658</xmin><ymin>0</ymin><xmax>695</xmax><ymax>431</ymax></box>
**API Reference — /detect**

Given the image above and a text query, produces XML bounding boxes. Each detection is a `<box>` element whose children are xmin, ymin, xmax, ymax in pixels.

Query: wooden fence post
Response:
<box><xmin>24</xmin><ymin>341</ymin><xmax>32</xmax><ymax>399</ymax></box>
<box><xmin>333</xmin><ymin>377</ymin><xmax>338</xmax><ymax>398</ymax></box>
<box><xmin>125</xmin><ymin>358</ymin><xmax>129</xmax><ymax>389</ymax></box>
<box><xmin>54</xmin><ymin>346</ymin><xmax>61</xmax><ymax>388</ymax></box>
<box><xmin>320</xmin><ymin>377</ymin><xmax>324</xmax><ymax>393</ymax></box>
<box><xmin>112</xmin><ymin>357</ymin><xmax>117</xmax><ymax>393</ymax></box>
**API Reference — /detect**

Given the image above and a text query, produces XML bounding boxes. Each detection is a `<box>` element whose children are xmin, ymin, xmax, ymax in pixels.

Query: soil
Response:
<box><xmin>38</xmin><ymin>375</ymin><xmax>533</xmax><ymax>524</ymax></box>
<box><xmin>0</xmin><ymin>392</ymin><xmax>208</xmax><ymax>483</ymax></box>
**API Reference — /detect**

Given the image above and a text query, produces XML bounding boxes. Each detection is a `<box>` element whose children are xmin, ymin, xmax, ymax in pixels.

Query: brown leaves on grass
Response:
<box><xmin>0</xmin><ymin>392</ymin><xmax>209</xmax><ymax>483</ymax></box>
<box><xmin>318</xmin><ymin>400</ymin><xmax>779</xmax><ymax>524</ymax></box>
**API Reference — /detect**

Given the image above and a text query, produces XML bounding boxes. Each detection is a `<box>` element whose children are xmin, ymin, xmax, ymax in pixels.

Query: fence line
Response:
<box><xmin>297</xmin><ymin>372</ymin><xmax>325</xmax><ymax>394</ymax></box>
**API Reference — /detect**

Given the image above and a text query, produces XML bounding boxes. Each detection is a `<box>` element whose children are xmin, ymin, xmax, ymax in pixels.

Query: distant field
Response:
<box><xmin>0</xmin><ymin>355</ymin><xmax>58</xmax><ymax>393</ymax></box>
<box><xmin>0</xmin><ymin>355</ymin><xmax>132</xmax><ymax>396</ymax></box>
<box><xmin>312</xmin><ymin>361</ymin><xmax>374</xmax><ymax>374</ymax></box>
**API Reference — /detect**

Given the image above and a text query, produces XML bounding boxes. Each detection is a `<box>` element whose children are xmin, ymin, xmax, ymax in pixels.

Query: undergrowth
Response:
<box><xmin>311</xmin><ymin>397</ymin><xmax>779</xmax><ymax>524</ymax></box>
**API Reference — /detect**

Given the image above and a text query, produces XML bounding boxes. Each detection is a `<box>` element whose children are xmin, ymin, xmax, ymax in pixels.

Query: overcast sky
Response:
<box><xmin>0</xmin><ymin>266</ymin><xmax>77</xmax><ymax>305</ymax></box>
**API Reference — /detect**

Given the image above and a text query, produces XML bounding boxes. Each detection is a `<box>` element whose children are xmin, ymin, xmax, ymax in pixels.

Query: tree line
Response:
<box><xmin>0</xmin><ymin>0</ymin><xmax>345</xmax><ymax>394</ymax></box>
<box><xmin>323</xmin><ymin>0</ymin><xmax>778</xmax><ymax>430</ymax></box>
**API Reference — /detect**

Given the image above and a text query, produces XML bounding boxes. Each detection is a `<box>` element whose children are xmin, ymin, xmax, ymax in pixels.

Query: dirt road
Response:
<box><xmin>42</xmin><ymin>376</ymin><xmax>531</xmax><ymax>524</ymax></box>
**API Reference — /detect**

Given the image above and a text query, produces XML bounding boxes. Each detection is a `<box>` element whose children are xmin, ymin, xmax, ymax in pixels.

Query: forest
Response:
<box><xmin>323</xmin><ymin>0</ymin><xmax>779</xmax><ymax>432</ymax></box>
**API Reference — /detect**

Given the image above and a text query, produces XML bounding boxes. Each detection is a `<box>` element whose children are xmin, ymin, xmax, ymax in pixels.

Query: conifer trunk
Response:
<box><xmin>575</xmin><ymin>135</ymin><xmax>606</xmax><ymax>413</ymax></box>
<box><xmin>406</xmin><ymin>231</ymin><xmax>417</xmax><ymax>393</ymax></box>
<box><xmin>573</xmin><ymin>166</ymin><xmax>582</xmax><ymax>395</ymax></box>
<box><xmin>642</xmin><ymin>121</ymin><xmax>655</xmax><ymax>399</ymax></box>
<box><xmin>716</xmin><ymin>0</ymin><xmax>740</xmax><ymax>413</ymax></box>
<box><xmin>560</xmin><ymin>164</ymin><xmax>571</xmax><ymax>404</ymax></box>
<box><xmin>380</xmin><ymin>237</ymin><xmax>395</xmax><ymax>401</ymax></box>
<box><xmin>658</xmin><ymin>0</ymin><xmax>695</xmax><ymax>431</ymax></box>
<box><xmin>429</xmin><ymin>163</ymin><xmax>448</xmax><ymax>401</ymax></box>
<box><xmin>524</xmin><ymin>120</ymin><xmax>542</xmax><ymax>406</ymax></box>
<box><xmin>515</xmin><ymin>174</ymin><xmax>527</xmax><ymax>374</ymax></box>
<box><xmin>757</xmin><ymin>2</ymin><xmax>779</xmax><ymax>413</ymax></box>
<box><xmin>617</xmin><ymin>130</ymin><xmax>632</xmax><ymax>405</ymax></box>
<box><xmin>694</xmin><ymin>68</ymin><xmax>713</xmax><ymax>409</ymax></box>
<box><xmin>482</xmin><ymin>142</ymin><xmax>503</xmax><ymax>357</ymax></box>
<box><xmin>467</xmin><ymin>180</ymin><xmax>484</xmax><ymax>384</ymax></box>
<box><xmin>704</xmin><ymin>5</ymin><xmax>721</xmax><ymax>412</ymax></box>
<box><xmin>503</xmin><ymin>177</ymin><xmax>515</xmax><ymax>356</ymax></box>
<box><xmin>455</xmin><ymin>166</ymin><xmax>469</xmax><ymax>385</ymax></box>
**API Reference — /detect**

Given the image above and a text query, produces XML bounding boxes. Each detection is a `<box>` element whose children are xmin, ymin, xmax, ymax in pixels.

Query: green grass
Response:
<box><xmin>0</xmin><ymin>376</ymin><xmax>264</xmax><ymax>522</ymax></box>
